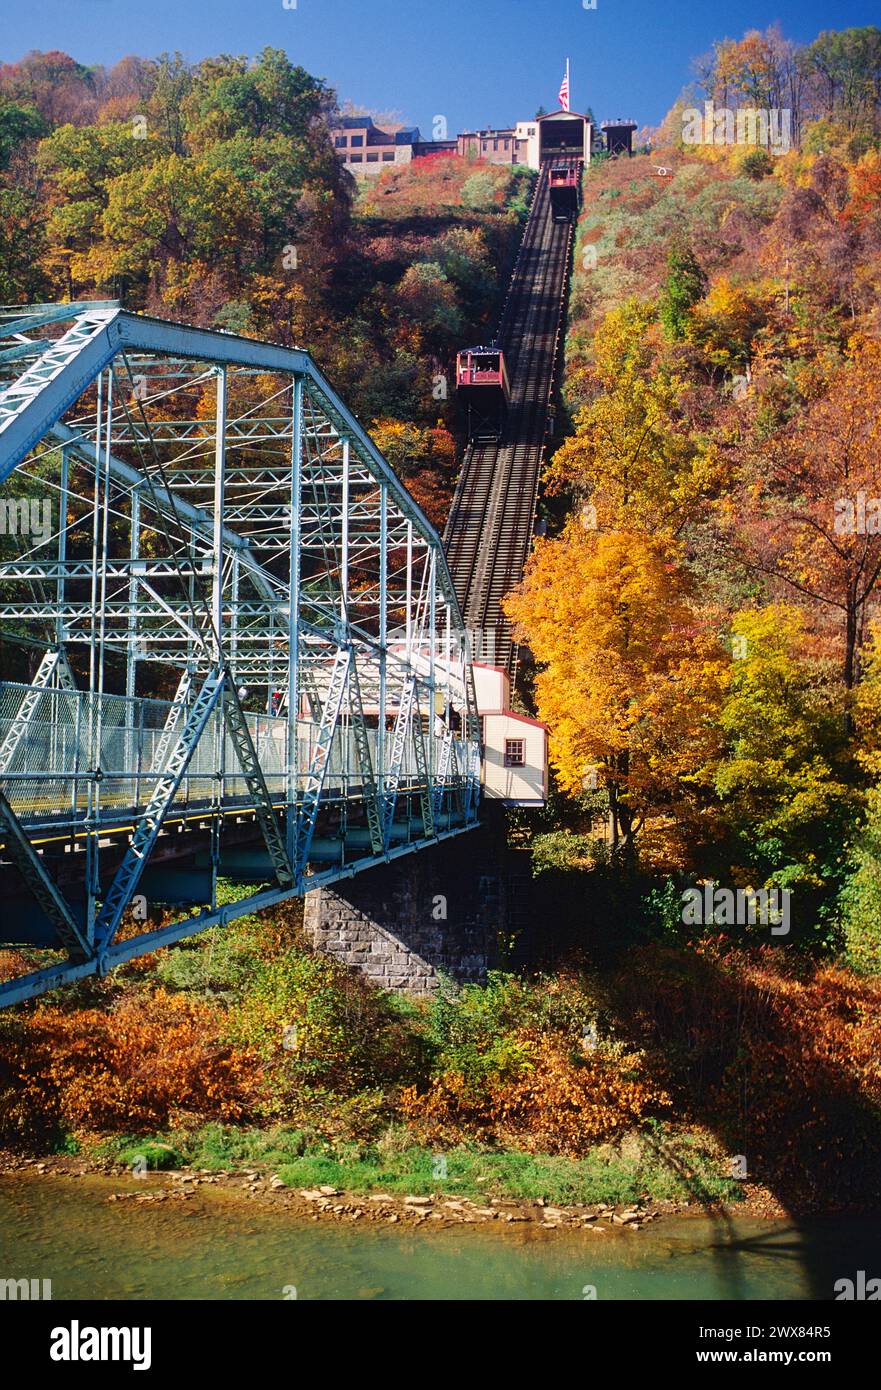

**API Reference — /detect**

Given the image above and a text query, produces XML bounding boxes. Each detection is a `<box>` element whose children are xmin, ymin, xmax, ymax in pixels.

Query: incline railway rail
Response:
<box><xmin>444</xmin><ymin>157</ymin><xmax>579</xmax><ymax>673</ymax></box>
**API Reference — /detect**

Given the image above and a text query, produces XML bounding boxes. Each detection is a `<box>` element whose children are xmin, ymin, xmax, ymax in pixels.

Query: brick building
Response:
<box><xmin>456</xmin><ymin>127</ymin><xmax>530</xmax><ymax>164</ymax></box>
<box><xmin>330</xmin><ymin>116</ymin><xmax>424</xmax><ymax>177</ymax></box>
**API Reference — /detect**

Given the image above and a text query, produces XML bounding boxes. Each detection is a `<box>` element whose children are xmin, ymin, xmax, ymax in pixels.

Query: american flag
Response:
<box><xmin>558</xmin><ymin>60</ymin><xmax>570</xmax><ymax>112</ymax></box>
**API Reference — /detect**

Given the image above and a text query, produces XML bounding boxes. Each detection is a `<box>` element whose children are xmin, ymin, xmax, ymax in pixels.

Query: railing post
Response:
<box><xmin>57</xmin><ymin>445</ymin><xmax>69</xmax><ymax>647</ymax></box>
<box><xmin>378</xmin><ymin>482</ymin><xmax>388</xmax><ymax>798</ymax></box>
<box><xmin>211</xmin><ymin>366</ymin><xmax>227</xmax><ymax>881</ymax></box>
<box><xmin>212</xmin><ymin>366</ymin><xmax>226</xmax><ymax>660</ymax></box>
<box><xmin>126</xmin><ymin>485</ymin><xmax>140</xmax><ymax>777</ymax></box>
<box><xmin>428</xmin><ymin>548</ymin><xmax>437</xmax><ymax>800</ymax></box>
<box><xmin>286</xmin><ymin>375</ymin><xmax>303</xmax><ymax>864</ymax></box>
<box><xmin>340</xmin><ymin>438</ymin><xmax>349</xmax><ymax>622</ymax></box>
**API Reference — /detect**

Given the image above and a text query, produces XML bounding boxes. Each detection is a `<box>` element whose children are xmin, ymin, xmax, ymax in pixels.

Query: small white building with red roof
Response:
<box><xmin>473</xmin><ymin>664</ymin><xmax>548</xmax><ymax>806</ymax></box>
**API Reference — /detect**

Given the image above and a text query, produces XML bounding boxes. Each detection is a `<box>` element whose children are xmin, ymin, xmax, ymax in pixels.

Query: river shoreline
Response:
<box><xmin>6</xmin><ymin>1161</ymin><xmax>878</xmax><ymax>1300</ymax></box>
<box><xmin>0</xmin><ymin>1147</ymin><xmax>813</xmax><ymax>1235</ymax></box>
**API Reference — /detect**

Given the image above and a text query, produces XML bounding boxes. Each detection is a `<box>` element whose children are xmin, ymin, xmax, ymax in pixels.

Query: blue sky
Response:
<box><xmin>2</xmin><ymin>0</ymin><xmax>878</xmax><ymax>133</ymax></box>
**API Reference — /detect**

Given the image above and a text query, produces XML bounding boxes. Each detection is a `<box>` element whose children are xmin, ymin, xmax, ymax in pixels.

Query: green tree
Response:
<box><xmin>0</xmin><ymin>186</ymin><xmax>48</xmax><ymax>303</ymax></box>
<box><xmin>96</xmin><ymin>153</ymin><xmax>257</xmax><ymax>290</ymax></box>
<box><xmin>461</xmin><ymin>171</ymin><xmax>499</xmax><ymax>211</ymax></box>
<box><xmin>0</xmin><ymin>100</ymin><xmax>46</xmax><ymax>168</ymax></box>
<box><xmin>146</xmin><ymin>53</ymin><xmax>192</xmax><ymax>155</ymax></box>
<box><xmin>804</xmin><ymin>27</ymin><xmax>881</xmax><ymax>131</ymax></box>
<box><xmin>659</xmin><ymin>242</ymin><xmax>708</xmax><ymax>341</ymax></box>
<box><xmin>714</xmin><ymin>605</ymin><xmax>855</xmax><ymax>939</ymax></box>
<box><xmin>185</xmin><ymin>47</ymin><xmax>332</xmax><ymax>147</ymax></box>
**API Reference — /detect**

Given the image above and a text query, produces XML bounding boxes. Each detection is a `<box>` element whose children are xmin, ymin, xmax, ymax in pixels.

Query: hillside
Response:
<box><xmin>3</xmin><ymin>27</ymin><xmax>881</xmax><ymax>1225</ymax></box>
<box><xmin>508</xmin><ymin>49</ymin><xmax>881</xmax><ymax>968</ymax></box>
<box><xmin>0</xmin><ymin>49</ymin><xmax>532</xmax><ymax>529</ymax></box>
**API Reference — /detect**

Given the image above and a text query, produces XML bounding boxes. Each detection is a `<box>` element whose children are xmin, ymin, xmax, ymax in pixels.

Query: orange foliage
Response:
<box><xmin>842</xmin><ymin>150</ymin><xmax>881</xmax><ymax>230</ymax></box>
<box><xmin>607</xmin><ymin>941</ymin><xmax>881</xmax><ymax>1204</ymax></box>
<box><xmin>402</xmin><ymin>1031</ymin><xmax>670</xmax><ymax>1156</ymax></box>
<box><xmin>710</xmin><ymin>959</ymin><xmax>881</xmax><ymax>1200</ymax></box>
<box><xmin>0</xmin><ymin>989</ymin><xmax>261</xmax><ymax>1144</ymax></box>
<box><xmin>506</xmin><ymin>523</ymin><xmax>728</xmax><ymax>863</ymax></box>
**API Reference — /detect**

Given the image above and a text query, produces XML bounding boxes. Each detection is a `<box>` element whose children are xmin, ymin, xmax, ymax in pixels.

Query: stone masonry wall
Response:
<box><xmin>302</xmin><ymin>825</ymin><xmax>523</xmax><ymax>993</ymax></box>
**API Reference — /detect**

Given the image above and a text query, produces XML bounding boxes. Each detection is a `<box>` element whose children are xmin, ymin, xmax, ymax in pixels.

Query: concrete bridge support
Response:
<box><xmin>303</xmin><ymin>823</ymin><xmax>530</xmax><ymax>992</ymax></box>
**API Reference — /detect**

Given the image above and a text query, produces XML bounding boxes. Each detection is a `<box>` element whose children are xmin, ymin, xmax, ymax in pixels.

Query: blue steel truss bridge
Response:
<box><xmin>0</xmin><ymin>303</ymin><xmax>482</xmax><ymax>1007</ymax></box>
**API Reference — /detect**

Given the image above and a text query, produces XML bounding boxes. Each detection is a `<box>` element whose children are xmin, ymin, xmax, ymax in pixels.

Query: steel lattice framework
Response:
<box><xmin>0</xmin><ymin>304</ymin><xmax>481</xmax><ymax>1006</ymax></box>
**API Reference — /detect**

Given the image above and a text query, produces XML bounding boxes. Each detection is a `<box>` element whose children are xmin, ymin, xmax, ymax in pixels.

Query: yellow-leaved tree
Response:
<box><xmin>547</xmin><ymin>298</ymin><xmax>723</xmax><ymax>535</ymax></box>
<box><xmin>505</xmin><ymin>522</ymin><xmax>728</xmax><ymax>867</ymax></box>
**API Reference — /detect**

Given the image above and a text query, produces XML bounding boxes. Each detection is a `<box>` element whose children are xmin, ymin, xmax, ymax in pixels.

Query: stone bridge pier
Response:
<box><xmin>303</xmin><ymin>821</ymin><xmax>530</xmax><ymax>992</ymax></box>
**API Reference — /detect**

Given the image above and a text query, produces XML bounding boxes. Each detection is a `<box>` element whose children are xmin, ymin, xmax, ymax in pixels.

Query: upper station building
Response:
<box><xmin>515</xmin><ymin>109</ymin><xmax>593</xmax><ymax>167</ymax></box>
<box><xmin>331</xmin><ymin>116</ymin><xmax>417</xmax><ymax>175</ymax></box>
<box><xmin>455</xmin><ymin>110</ymin><xmax>594</xmax><ymax>170</ymax></box>
<box><xmin>329</xmin><ymin>107</ymin><xmax>641</xmax><ymax>179</ymax></box>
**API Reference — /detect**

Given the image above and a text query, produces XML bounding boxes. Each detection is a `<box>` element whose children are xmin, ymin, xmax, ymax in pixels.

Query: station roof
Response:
<box><xmin>537</xmin><ymin>108</ymin><xmax>592</xmax><ymax>122</ymax></box>
<box><xmin>483</xmin><ymin>709</ymin><xmax>549</xmax><ymax>731</ymax></box>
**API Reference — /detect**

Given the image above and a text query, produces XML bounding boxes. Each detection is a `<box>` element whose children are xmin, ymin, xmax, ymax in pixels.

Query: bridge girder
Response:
<box><xmin>0</xmin><ymin>306</ymin><xmax>482</xmax><ymax>1006</ymax></box>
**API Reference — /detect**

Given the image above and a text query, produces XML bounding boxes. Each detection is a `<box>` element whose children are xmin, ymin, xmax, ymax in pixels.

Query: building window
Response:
<box><xmin>366</xmin><ymin>152</ymin><xmax>379</xmax><ymax>162</ymax></box>
<box><xmin>334</xmin><ymin>136</ymin><xmax>346</xmax><ymax>148</ymax></box>
<box><xmin>382</xmin><ymin>151</ymin><xmax>394</xmax><ymax>161</ymax></box>
<box><xmin>349</xmin><ymin>153</ymin><xmax>363</xmax><ymax>162</ymax></box>
<box><xmin>350</xmin><ymin>135</ymin><xmax>364</xmax><ymax>147</ymax></box>
<box><xmin>503</xmin><ymin>138</ymin><xmax>509</xmax><ymax>149</ymax></box>
<box><xmin>504</xmin><ymin>739</ymin><xmax>525</xmax><ymax>767</ymax></box>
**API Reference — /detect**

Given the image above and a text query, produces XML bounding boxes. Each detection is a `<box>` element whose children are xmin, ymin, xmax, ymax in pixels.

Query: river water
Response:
<box><xmin>1</xmin><ymin>1174</ymin><xmax>876</xmax><ymax>1300</ymax></box>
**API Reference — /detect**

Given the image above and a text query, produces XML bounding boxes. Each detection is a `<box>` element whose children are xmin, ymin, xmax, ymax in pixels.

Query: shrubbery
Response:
<box><xmin>0</xmin><ymin>989</ymin><xmax>261</xmax><ymax>1147</ymax></box>
<box><xmin>2</xmin><ymin>925</ymin><xmax>880</xmax><ymax>1206</ymax></box>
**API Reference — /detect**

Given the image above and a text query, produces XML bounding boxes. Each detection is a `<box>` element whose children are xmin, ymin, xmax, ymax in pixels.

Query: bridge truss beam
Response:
<box><xmin>0</xmin><ymin>306</ymin><xmax>481</xmax><ymax>1006</ymax></box>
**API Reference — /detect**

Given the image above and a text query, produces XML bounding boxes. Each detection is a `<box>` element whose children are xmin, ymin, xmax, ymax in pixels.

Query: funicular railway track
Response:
<box><xmin>444</xmin><ymin>157</ymin><xmax>578</xmax><ymax>671</ymax></box>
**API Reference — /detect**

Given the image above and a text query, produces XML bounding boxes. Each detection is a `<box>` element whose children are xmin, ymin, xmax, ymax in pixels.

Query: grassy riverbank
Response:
<box><xmin>95</xmin><ymin>1124</ymin><xmax>740</xmax><ymax>1207</ymax></box>
<box><xmin>3</xmin><ymin>886</ymin><xmax>880</xmax><ymax>1217</ymax></box>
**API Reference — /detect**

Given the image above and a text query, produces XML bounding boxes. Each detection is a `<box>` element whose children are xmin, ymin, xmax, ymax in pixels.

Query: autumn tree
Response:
<box><xmin>715</xmin><ymin>604</ymin><xmax>855</xmax><ymax>936</ymax></box>
<box><xmin>697</xmin><ymin>26</ymin><xmax>808</xmax><ymax>145</ymax></box>
<box><xmin>686</xmin><ymin>275</ymin><xmax>772</xmax><ymax>373</ymax></box>
<box><xmin>392</xmin><ymin>263</ymin><xmax>464</xmax><ymax>351</ymax></box>
<box><xmin>0</xmin><ymin>50</ymin><xmax>97</xmax><ymax>126</ymax></box>
<box><xmin>842</xmin><ymin>148</ymin><xmax>881</xmax><ymax>232</ymax></box>
<box><xmin>369</xmin><ymin>420</ymin><xmax>455</xmax><ymax>477</ymax></box>
<box><xmin>506</xmin><ymin>523</ymin><xmax>727</xmax><ymax>866</ymax></box>
<box><xmin>735</xmin><ymin>336</ymin><xmax>881</xmax><ymax>694</ymax></box>
<box><xmin>843</xmin><ymin>621</ymin><xmax>881</xmax><ymax>970</ymax></box>
<box><xmin>36</xmin><ymin>121</ymin><xmax>159</xmax><ymax>292</ymax></box>
<box><xmin>547</xmin><ymin>299</ymin><xmax>713</xmax><ymax>535</ymax></box>
<box><xmin>95</xmin><ymin>55</ymin><xmax>156</xmax><ymax>123</ymax></box>
<box><xmin>803</xmin><ymin>27</ymin><xmax>881</xmax><ymax>132</ymax></box>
